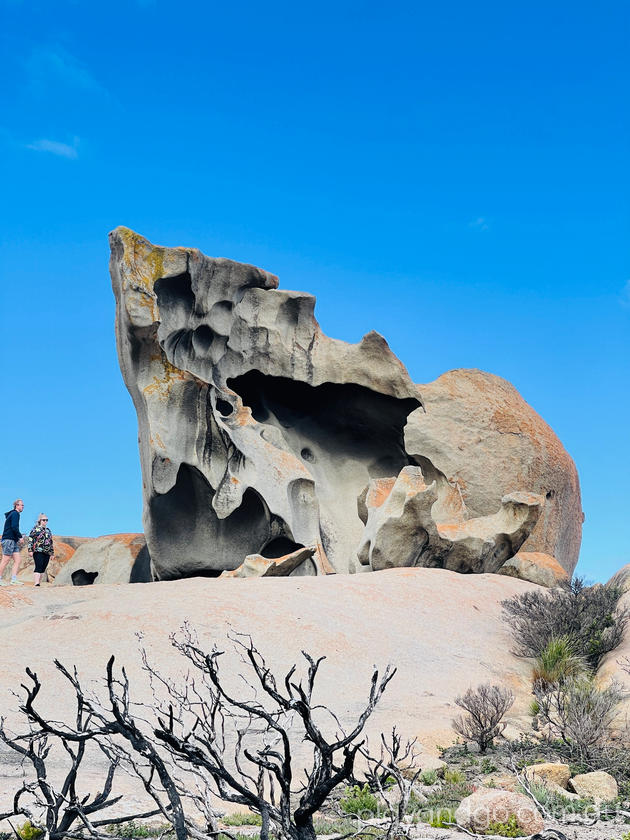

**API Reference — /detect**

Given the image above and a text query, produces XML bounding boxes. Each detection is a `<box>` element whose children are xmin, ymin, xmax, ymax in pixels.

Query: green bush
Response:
<box><xmin>485</xmin><ymin>814</ymin><xmax>526</xmax><ymax>837</ymax></box>
<box><xmin>443</xmin><ymin>768</ymin><xmax>466</xmax><ymax>784</ymax></box>
<box><xmin>339</xmin><ymin>784</ymin><xmax>379</xmax><ymax>817</ymax></box>
<box><xmin>532</xmin><ymin>636</ymin><xmax>586</xmax><ymax>687</ymax></box>
<box><xmin>427</xmin><ymin>808</ymin><xmax>456</xmax><ymax>828</ymax></box>
<box><xmin>417</xmin><ymin>778</ymin><xmax>473</xmax><ymax>826</ymax></box>
<box><xmin>420</xmin><ymin>768</ymin><xmax>438</xmax><ymax>785</ymax></box>
<box><xmin>480</xmin><ymin>758</ymin><xmax>498</xmax><ymax>774</ymax></box>
<box><xmin>107</xmin><ymin>823</ymin><xmax>171</xmax><ymax>838</ymax></box>
<box><xmin>16</xmin><ymin>823</ymin><xmax>44</xmax><ymax>840</ymax></box>
<box><xmin>223</xmin><ymin>812</ymin><xmax>263</xmax><ymax>827</ymax></box>
<box><xmin>502</xmin><ymin>578</ymin><xmax>629</xmax><ymax>673</ymax></box>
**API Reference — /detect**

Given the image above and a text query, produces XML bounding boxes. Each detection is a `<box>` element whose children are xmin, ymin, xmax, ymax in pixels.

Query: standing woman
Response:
<box><xmin>28</xmin><ymin>514</ymin><xmax>55</xmax><ymax>586</ymax></box>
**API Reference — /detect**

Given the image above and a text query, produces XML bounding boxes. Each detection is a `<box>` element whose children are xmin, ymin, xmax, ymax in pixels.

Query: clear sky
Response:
<box><xmin>0</xmin><ymin>0</ymin><xmax>627</xmax><ymax>582</ymax></box>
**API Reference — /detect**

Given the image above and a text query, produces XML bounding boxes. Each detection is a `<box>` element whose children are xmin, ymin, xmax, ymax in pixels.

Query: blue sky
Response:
<box><xmin>0</xmin><ymin>0</ymin><xmax>627</xmax><ymax>581</ymax></box>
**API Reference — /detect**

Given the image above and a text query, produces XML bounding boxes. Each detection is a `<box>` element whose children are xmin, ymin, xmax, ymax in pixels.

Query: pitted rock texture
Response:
<box><xmin>110</xmin><ymin>228</ymin><xmax>581</xmax><ymax>580</ymax></box>
<box><xmin>357</xmin><ymin>466</ymin><xmax>544</xmax><ymax>573</ymax></box>
<box><xmin>405</xmin><ymin>369</ymin><xmax>582</xmax><ymax>574</ymax></box>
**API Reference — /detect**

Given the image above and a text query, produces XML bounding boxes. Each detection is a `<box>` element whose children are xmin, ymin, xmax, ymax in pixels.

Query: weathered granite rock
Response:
<box><xmin>110</xmin><ymin>228</ymin><xmax>581</xmax><ymax>580</ymax></box>
<box><xmin>53</xmin><ymin>534</ymin><xmax>151</xmax><ymax>586</ymax></box>
<box><xmin>455</xmin><ymin>788</ymin><xmax>544</xmax><ymax>834</ymax></box>
<box><xmin>499</xmin><ymin>552</ymin><xmax>569</xmax><ymax>588</ymax></box>
<box><xmin>524</xmin><ymin>762</ymin><xmax>571</xmax><ymax>789</ymax></box>
<box><xmin>0</xmin><ymin>568</ymin><xmax>539</xmax><ymax>757</ymax></box>
<box><xmin>568</xmin><ymin>771</ymin><xmax>618</xmax><ymax>802</ymax></box>
<box><xmin>221</xmin><ymin>546</ymin><xmax>317</xmax><ymax>578</ymax></box>
<box><xmin>405</xmin><ymin>369</ymin><xmax>583</xmax><ymax>575</ymax></box>
<box><xmin>356</xmin><ymin>466</ymin><xmax>544</xmax><ymax>573</ymax></box>
<box><xmin>607</xmin><ymin>564</ymin><xmax>630</xmax><ymax>593</ymax></box>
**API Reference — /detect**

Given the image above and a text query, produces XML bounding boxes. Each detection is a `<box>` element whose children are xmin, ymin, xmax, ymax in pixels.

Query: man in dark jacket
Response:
<box><xmin>0</xmin><ymin>499</ymin><xmax>25</xmax><ymax>585</ymax></box>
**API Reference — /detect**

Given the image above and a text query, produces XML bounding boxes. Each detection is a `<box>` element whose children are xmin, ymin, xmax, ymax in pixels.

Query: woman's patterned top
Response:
<box><xmin>28</xmin><ymin>525</ymin><xmax>54</xmax><ymax>555</ymax></box>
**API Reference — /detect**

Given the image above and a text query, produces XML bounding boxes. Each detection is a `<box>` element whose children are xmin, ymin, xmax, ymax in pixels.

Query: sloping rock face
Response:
<box><xmin>110</xmin><ymin>228</ymin><xmax>582</xmax><ymax>580</ymax></box>
<box><xmin>0</xmin><ymin>569</ymin><xmax>538</xmax><ymax>749</ymax></box>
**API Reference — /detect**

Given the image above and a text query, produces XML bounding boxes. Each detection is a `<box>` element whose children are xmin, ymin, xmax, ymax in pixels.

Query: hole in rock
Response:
<box><xmin>192</xmin><ymin>325</ymin><xmax>214</xmax><ymax>355</ymax></box>
<box><xmin>154</xmin><ymin>271</ymin><xmax>195</xmax><ymax>315</ymax></box>
<box><xmin>71</xmin><ymin>569</ymin><xmax>98</xmax><ymax>586</ymax></box>
<box><xmin>216</xmin><ymin>398</ymin><xmax>233</xmax><ymax>417</ymax></box>
<box><xmin>227</xmin><ymin>372</ymin><xmax>419</xmax><ymax>471</ymax></box>
<box><xmin>149</xmin><ymin>465</ymin><xmax>273</xmax><ymax>580</ymax></box>
<box><xmin>228</xmin><ymin>371</ymin><xmax>420</xmax><ymax>572</ymax></box>
<box><xmin>546</xmin><ymin>489</ymin><xmax>556</xmax><ymax>499</ymax></box>
<box><xmin>260</xmin><ymin>537</ymin><xmax>304</xmax><ymax>558</ymax></box>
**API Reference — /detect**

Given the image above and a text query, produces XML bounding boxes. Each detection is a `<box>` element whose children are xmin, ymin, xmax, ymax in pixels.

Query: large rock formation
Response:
<box><xmin>404</xmin><ymin>369</ymin><xmax>583</xmax><ymax>571</ymax></box>
<box><xmin>110</xmin><ymin>228</ymin><xmax>582</xmax><ymax>581</ymax></box>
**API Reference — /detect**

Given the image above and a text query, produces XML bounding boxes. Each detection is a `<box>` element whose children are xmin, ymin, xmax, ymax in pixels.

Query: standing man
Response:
<box><xmin>0</xmin><ymin>499</ymin><xmax>25</xmax><ymax>585</ymax></box>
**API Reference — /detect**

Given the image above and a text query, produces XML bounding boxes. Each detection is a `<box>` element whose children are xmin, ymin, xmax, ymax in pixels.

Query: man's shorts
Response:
<box><xmin>1</xmin><ymin>539</ymin><xmax>20</xmax><ymax>556</ymax></box>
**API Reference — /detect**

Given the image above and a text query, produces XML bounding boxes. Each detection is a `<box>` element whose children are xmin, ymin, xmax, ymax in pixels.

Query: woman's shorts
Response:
<box><xmin>33</xmin><ymin>552</ymin><xmax>51</xmax><ymax>573</ymax></box>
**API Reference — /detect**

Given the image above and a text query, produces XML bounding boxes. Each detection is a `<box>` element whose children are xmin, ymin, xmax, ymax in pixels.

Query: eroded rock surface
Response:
<box><xmin>110</xmin><ymin>228</ymin><xmax>582</xmax><ymax>580</ymax></box>
<box><xmin>356</xmin><ymin>466</ymin><xmax>544</xmax><ymax>573</ymax></box>
<box><xmin>221</xmin><ymin>546</ymin><xmax>317</xmax><ymax>578</ymax></box>
<box><xmin>405</xmin><ymin>369</ymin><xmax>582</xmax><ymax>574</ymax></box>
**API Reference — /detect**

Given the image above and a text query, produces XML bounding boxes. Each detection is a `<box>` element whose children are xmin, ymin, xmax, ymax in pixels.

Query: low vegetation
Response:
<box><xmin>222</xmin><ymin>813</ymin><xmax>264</xmax><ymax>827</ymax></box>
<box><xmin>501</xmin><ymin>576</ymin><xmax>629</xmax><ymax>672</ymax></box>
<box><xmin>338</xmin><ymin>785</ymin><xmax>379</xmax><ymax>818</ymax></box>
<box><xmin>451</xmin><ymin>683</ymin><xmax>514</xmax><ymax>754</ymax></box>
<box><xmin>485</xmin><ymin>815</ymin><xmax>526</xmax><ymax>837</ymax></box>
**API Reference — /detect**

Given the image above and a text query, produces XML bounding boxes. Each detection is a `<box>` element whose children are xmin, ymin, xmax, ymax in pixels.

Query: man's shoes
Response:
<box><xmin>10</xmin><ymin>577</ymin><xmax>23</xmax><ymax>586</ymax></box>
<box><xmin>0</xmin><ymin>580</ymin><xmax>7</xmax><ymax>586</ymax></box>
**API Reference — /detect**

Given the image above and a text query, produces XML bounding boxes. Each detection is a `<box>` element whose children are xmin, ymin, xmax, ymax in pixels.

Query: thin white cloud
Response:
<box><xmin>25</xmin><ymin>45</ymin><xmax>107</xmax><ymax>97</ymax></box>
<box><xmin>27</xmin><ymin>137</ymin><xmax>79</xmax><ymax>159</ymax></box>
<box><xmin>469</xmin><ymin>217</ymin><xmax>489</xmax><ymax>232</ymax></box>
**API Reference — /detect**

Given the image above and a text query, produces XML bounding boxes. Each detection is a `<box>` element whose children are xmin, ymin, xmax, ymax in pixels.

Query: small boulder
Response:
<box><xmin>53</xmin><ymin>534</ymin><xmax>151</xmax><ymax>586</ymax></box>
<box><xmin>455</xmin><ymin>788</ymin><xmax>544</xmax><ymax>835</ymax></box>
<box><xmin>545</xmin><ymin>782</ymin><xmax>581</xmax><ymax>801</ymax></box>
<box><xmin>499</xmin><ymin>552</ymin><xmax>569</xmax><ymax>588</ymax></box>
<box><xmin>524</xmin><ymin>762</ymin><xmax>571</xmax><ymax>790</ymax></box>
<box><xmin>568</xmin><ymin>771</ymin><xmax>618</xmax><ymax>803</ymax></box>
<box><xmin>221</xmin><ymin>546</ymin><xmax>317</xmax><ymax>578</ymax></box>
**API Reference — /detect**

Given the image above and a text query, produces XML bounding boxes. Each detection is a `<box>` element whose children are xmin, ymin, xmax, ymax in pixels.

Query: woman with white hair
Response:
<box><xmin>28</xmin><ymin>514</ymin><xmax>55</xmax><ymax>586</ymax></box>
